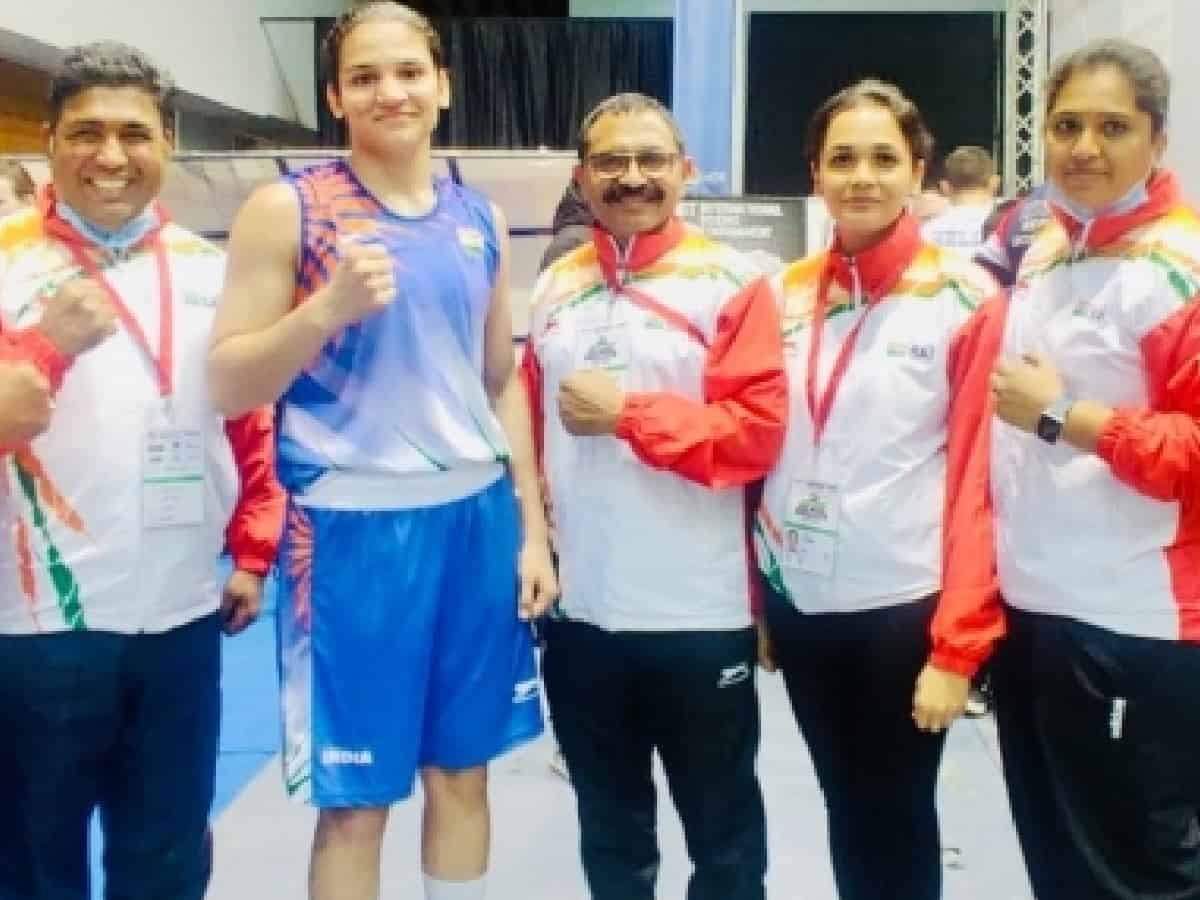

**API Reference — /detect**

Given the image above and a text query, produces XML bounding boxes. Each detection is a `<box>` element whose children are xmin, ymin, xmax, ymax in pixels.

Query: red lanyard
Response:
<box><xmin>602</xmin><ymin>231</ymin><xmax>709</xmax><ymax>349</ymax></box>
<box><xmin>616</xmin><ymin>281</ymin><xmax>709</xmax><ymax>348</ymax></box>
<box><xmin>805</xmin><ymin>264</ymin><xmax>873</xmax><ymax>448</ymax></box>
<box><xmin>64</xmin><ymin>239</ymin><xmax>174</xmax><ymax>397</ymax></box>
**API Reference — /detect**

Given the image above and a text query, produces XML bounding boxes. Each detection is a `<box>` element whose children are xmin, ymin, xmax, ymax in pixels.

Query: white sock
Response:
<box><xmin>424</xmin><ymin>875</ymin><xmax>486</xmax><ymax>899</ymax></box>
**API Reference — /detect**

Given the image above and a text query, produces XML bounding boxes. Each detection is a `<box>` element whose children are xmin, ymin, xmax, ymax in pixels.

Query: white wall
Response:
<box><xmin>1049</xmin><ymin>0</ymin><xmax>1199</xmax><ymax>197</ymax></box>
<box><xmin>263</xmin><ymin>20</ymin><xmax>319</xmax><ymax>132</ymax></box>
<box><xmin>0</xmin><ymin>0</ymin><xmax>351</xmax><ymax>122</ymax></box>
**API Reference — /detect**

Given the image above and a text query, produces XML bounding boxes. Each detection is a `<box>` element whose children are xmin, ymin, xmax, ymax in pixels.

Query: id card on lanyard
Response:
<box><xmin>65</xmin><ymin>238</ymin><xmax>205</xmax><ymax>529</ymax></box>
<box><xmin>574</xmin><ymin>321</ymin><xmax>632</xmax><ymax>386</ymax></box>
<box><xmin>579</xmin><ymin>273</ymin><xmax>710</xmax><ymax>388</ymax></box>
<box><xmin>142</xmin><ymin>409</ymin><xmax>205</xmax><ymax>528</ymax></box>
<box><xmin>783</xmin><ymin>267</ymin><xmax>872</xmax><ymax>577</ymax></box>
<box><xmin>571</xmin><ymin>312</ymin><xmax>633</xmax><ymax>466</ymax></box>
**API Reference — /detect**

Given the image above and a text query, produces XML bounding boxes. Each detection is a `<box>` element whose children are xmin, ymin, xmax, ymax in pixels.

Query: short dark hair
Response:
<box><xmin>942</xmin><ymin>145</ymin><xmax>996</xmax><ymax>191</ymax></box>
<box><xmin>1046</xmin><ymin>39</ymin><xmax>1170</xmax><ymax>136</ymax></box>
<box><xmin>49</xmin><ymin>41</ymin><xmax>176</xmax><ymax>131</ymax></box>
<box><xmin>0</xmin><ymin>161</ymin><xmax>35</xmax><ymax>202</ymax></box>
<box><xmin>805</xmin><ymin>78</ymin><xmax>934</xmax><ymax>170</ymax></box>
<box><xmin>577</xmin><ymin>93</ymin><xmax>685</xmax><ymax>160</ymax></box>
<box><xmin>321</xmin><ymin>1</ymin><xmax>444</xmax><ymax>89</ymax></box>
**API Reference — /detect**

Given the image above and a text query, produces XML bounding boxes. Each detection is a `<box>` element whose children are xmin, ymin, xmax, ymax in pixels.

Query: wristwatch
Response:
<box><xmin>1036</xmin><ymin>393</ymin><xmax>1075</xmax><ymax>444</ymax></box>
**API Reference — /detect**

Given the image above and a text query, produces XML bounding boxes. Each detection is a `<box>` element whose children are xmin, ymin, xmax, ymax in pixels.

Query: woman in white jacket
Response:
<box><xmin>756</xmin><ymin>79</ymin><xmax>1002</xmax><ymax>900</ymax></box>
<box><xmin>987</xmin><ymin>38</ymin><xmax>1200</xmax><ymax>900</ymax></box>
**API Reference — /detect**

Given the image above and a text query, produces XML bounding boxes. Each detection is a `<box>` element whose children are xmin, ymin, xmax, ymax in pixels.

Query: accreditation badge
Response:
<box><xmin>782</xmin><ymin>479</ymin><xmax>840</xmax><ymax>577</ymax></box>
<box><xmin>142</xmin><ymin>402</ymin><xmax>205</xmax><ymax>529</ymax></box>
<box><xmin>570</xmin><ymin>320</ymin><xmax>635</xmax><ymax>464</ymax></box>
<box><xmin>573</xmin><ymin>322</ymin><xmax>631</xmax><ymax>386</ymax></box>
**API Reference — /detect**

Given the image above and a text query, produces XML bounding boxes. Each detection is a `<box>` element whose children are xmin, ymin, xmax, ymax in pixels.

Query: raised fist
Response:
<box><xmin>318</xmin><ymin>237</ymin><xmax>397</xmax><ymax>330</ymax></box>
<box><xmin>38</xmin><ymin>277</ymin><xmax>117</xmax><ymax>357</ymax></box>
<box><xmin>0</xmin><ymin>362</ymin><xmax>54</xmax><ymax>444</ymax></box>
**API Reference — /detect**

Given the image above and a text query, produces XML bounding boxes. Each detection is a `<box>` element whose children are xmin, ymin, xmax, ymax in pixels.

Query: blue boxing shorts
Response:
<box><xmin>276</xmin><ymin>473</ymin><xmax>542</xmax><ymax>807</ymax></box>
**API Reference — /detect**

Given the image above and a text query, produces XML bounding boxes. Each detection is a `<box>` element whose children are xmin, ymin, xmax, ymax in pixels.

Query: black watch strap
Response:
<box><xmin>1035</xmin><ymin>394</ymin><xmax>1075</xmax><ymax>444</ymax></box>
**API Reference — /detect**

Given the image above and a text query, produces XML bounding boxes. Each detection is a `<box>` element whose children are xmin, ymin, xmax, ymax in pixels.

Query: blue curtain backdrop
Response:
<box><xmin>672</xmin><ymin>0</ymin><xmax>735</xmax><ymax>195</ymax></box>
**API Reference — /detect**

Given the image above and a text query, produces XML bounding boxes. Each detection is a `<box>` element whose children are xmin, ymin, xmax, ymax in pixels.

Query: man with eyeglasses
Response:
<box><xmin>520</xmin><ymin>92</ymin><xmax>786</xmax><ymax>900</ymax></box>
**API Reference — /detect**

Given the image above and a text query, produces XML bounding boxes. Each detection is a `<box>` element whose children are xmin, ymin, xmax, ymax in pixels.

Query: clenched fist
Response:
<box><xmin>38</xmin><ymin>278</ymin><xmax>117</xmax><ymax>357</ymax></box>
<box><xmin>991</xmin><ymin>353</ymin><xmax>1064</xmax><ymax>434</ymax></box>
<box><xmin>912</xmin><ymin>663</ymin><xmax>969</xmax><ymax>733</ymax></box>
<box><xmin>558</xmin><ymin>369</ymin><xmax>625</xmax><ymax>436</ymax></box>
<box><xmin>315</xmin><ymin>237</ymin><xmax>397</xmax><ymax>330</ymax></box>
<box><xmin>220</xmin><ymin>569</ymin><xmax>264</xmax><ymax>636</ymax></box>
<box><xmin>0</xmin><ymin>362</ymin><xmax>54</xmax><ymax>444</ymax></box>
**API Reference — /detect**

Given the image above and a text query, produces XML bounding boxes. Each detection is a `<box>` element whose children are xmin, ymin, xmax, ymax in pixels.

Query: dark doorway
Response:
<box><xmin>745</xmin><ymin>12</ymin><xmax>1001</xmax><ymax>195</ymax></box>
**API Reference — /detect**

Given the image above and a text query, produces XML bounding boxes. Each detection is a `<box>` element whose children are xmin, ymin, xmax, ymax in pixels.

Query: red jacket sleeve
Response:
<box><xmin>930</xmin><ymin>295</ymin><xmax>1007</xmax><ymax>677</ymax></box>
<box><xmin>0</xmin><ymin>328</ymin><xmax>74</xmax><ymax>454</ymax></box>
<box><xmin>613</xmin><ymin>276</ymin><xmax>788</xmax><ymax>489</ymax></box>
<box><xmin>1095</xmin><ymin>299</ymin><xmax>1200</xmax><ymax>505</ymax></box>
<box><xmin>518</xmin><ymin>340</ymin><xmax>545</xmax><ymax>474</ymax></box>
<box><xmin>223</xmin><ymin>407</ymin><xmax>285</xmax><ymax>576</ymax></box>
<box><xmin>0</xmin><ymin>327</ymin><xmax>72</xmax><ymax>392</ymax></box>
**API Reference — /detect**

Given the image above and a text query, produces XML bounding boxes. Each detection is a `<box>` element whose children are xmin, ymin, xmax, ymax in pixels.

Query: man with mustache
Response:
<box><xmin>520</xmin><ymin>93</ymin><xmax>787</xmax><ymax>900</ymax></box>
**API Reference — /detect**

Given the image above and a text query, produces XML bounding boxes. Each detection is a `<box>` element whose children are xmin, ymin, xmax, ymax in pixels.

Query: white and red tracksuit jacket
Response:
<box><xmin>757</xmin><ymin>213</ymin><xmax>1003</xmax><ymax>676</ymax></box>
<box><xmin>0</xmin><ymin>191</ymin><xmax>285</xmax><ymax>635</ymax></box>
<box><xmin>987</xmin><ymin>170</ymin><xmax>1200</xmax><ymax>641</ymax></box>
<box><xmin>521</xmin><ymin>218</ymin><xmax>787</xmax><ymax>632</ymax></box>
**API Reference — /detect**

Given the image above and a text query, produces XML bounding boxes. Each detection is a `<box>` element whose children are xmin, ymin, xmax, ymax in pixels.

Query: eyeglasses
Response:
<box><xmin>585</xmin><ymin>151</ymin><xmax>679</xmax><ymax>179</ymax></box>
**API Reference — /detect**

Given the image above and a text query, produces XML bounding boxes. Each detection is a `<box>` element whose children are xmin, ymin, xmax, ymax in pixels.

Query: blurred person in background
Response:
<box><xmin>0</xmin><ymin>160</ymin><xmax>36</xmax><ymax>218</ymax></box>
<box><xmin>921</xmin><ymin>145</ymin><xmax>999</xmax><ymax>259</ymax></box>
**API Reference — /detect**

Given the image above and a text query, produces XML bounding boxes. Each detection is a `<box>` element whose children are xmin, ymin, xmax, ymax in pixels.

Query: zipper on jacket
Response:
<box><xmin>848</xmin><ymin>256</ymin><xmax>862</xmax><ymax>307</ymax></box>
<box><xmin>1071</xmin><ymin>220</ymin><xmax>1094</xmax><ymax>263</ymax></box>
<box><xmin>611</xmin><ymin>233</ymin><xmax>634</xmax><ymax>286</ymax></box>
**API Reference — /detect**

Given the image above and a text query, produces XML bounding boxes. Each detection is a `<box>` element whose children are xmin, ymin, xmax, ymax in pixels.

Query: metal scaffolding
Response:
<box><xmin>1004</xmin><ymin>0</ymin><xmax>1049</xmax><ymax>194</ymax></box>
